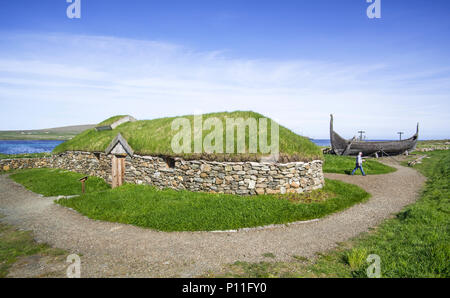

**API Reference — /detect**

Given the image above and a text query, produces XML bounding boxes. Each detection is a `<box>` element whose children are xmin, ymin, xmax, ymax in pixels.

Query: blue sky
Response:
<box><xmin>0</xmin><ymin>0</ymin><xmax>449</xmax><ymax>139</ymax></box>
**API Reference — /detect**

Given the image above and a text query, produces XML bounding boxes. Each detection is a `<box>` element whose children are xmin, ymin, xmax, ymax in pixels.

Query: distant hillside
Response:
<box><xmin>0</xmin><ymin>124</ymin><xmax>96</xmax><ymax>140</ymax></box>
<box><xmin>53</xmin><ymin>111</ymin><xmax>323</xmax><ymax>162</ymax></box>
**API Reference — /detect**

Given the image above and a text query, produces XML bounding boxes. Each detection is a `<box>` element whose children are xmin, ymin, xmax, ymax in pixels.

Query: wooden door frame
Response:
<box><xmin>112</xmin><ymin>154</ymin><xmax>126</xmax><ymax>188</ymax></box>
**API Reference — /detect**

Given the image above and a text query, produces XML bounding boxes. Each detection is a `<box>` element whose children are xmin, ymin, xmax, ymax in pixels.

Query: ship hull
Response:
<box><xmin>330</xmin><ymin>115</ymin><xmax>419</xmax><ymax>156</ymax></box>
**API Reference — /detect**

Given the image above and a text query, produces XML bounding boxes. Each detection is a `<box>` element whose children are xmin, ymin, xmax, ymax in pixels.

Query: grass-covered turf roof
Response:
<box><xmin>53</xmin><ymin>111</ymin><xmax>322</xmax><ymax>162</ymax></box>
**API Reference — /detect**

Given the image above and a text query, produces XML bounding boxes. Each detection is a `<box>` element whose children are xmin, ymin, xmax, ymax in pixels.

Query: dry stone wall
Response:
<box><xmin>1</xmin><ymin>151</ymin><xmax>325</xmax><ymax>195</ymax></box>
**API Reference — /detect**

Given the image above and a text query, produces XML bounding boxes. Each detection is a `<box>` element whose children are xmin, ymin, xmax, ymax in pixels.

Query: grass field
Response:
<box><xmin>8</xmin><ymin>166</ymin><xmax>369</xmax><ymax>232</ymax></box>
<box><xmin>417</xmin><ymin>139</ymin><xmax>449</xmax><ymax>149</ymax></box>
<box><xmin>0</xmin><ymin>131</ymin><xmax>74</xmax><ymax>140</ymax></box>
<box><xmin>209</xmin><ymin>150</ymin><xmax>450</xmax><ymax>278</ymax></box>
<box><xmin>55</xmin><ymin>179</ymin><xmax>369</xmax><ymax>232</ymax></box>
<box><xmin>0</xmin><ymin>153</ymin><xmax>51</xmax><ymax>160</ymax></box>
<box><xmin>323</xmin><ymin>155</ymin><xmax>397</xmax><ymax>175</ymax></box>
<box><xmin>9</xmin><ymin>168</ymin><xmax>110</xmax><ymax>197</ymax></box>
<box><xmin>0</xmin><ymin>221</ymin><xmax>66</xmax><ymax>278</ymax></box>
<box><xmin>8</xmin><ymin>167</ymin><xmax>369</xmax><ymax>232</ymax></box>
<box><xmin>0</xmin><ymin>124</ymin><xmax>95</xmax><ymax>141</ymax></box>
<box><xmin>53</xmin><ymin>111</ymin><xmax>323</xmax><ymax>162</ymax></box>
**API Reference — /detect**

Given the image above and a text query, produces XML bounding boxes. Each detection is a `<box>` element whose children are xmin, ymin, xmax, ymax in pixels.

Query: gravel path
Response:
<box><xmin>0</xmin><ymin>160</ymin><xmax>425</xmax><ymax>277</ymax></box>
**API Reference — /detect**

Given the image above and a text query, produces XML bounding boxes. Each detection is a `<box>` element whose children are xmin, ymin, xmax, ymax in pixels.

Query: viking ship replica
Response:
<box><xmin>330</xmin><ymin>114</ymin><xmax>419</xmax><ymax>156</ymax></box>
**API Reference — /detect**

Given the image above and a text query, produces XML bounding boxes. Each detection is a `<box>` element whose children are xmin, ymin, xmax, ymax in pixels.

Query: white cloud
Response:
<box><xmin>0</xmin><ymin>32</ymin><xmax>449</xmax><ymax>139</ymax></box>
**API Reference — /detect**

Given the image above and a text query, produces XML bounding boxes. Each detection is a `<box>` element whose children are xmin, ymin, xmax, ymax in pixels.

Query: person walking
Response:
<box><xmin>351</xmin><ymin>152</ymin><xmax>366</xmax><ymax>176</ymax></box>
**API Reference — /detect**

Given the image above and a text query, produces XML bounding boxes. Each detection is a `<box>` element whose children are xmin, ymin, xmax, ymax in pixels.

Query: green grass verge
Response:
<box><xmin>209</xmin><ymin>150</ymin><xmax>450</xmax><ymax>278</ymax></box>
<box><xmin>0</xmin><ymin>221</ymin><xmax>66</xmax><ymax>278</ymax></box>
<box><xmin>55</xmin><ymin>178</ymin><xmax>369</xmax><ymax>232</ymax></box>
<box><xmin>0</xmin><ymin>153</ymin><xmax>51</xmax><ymax>160</ymax></box>
<box><xmin>323</xmin><ymin>155</ymin><xmax>397</xmax><ymax>175</ymax></box>
<box><xmin>417</xmin><ymin>140</ymin><xmax>449</xmax><ymax>149</ymax></box>
<box><xmin>53</xmin><ymin>111</ymin><xmax>323</xmax><ymax>162</ymax></box>
<box><xmin>9</xmin><ymin>168</ymin><xmax>110</xmax><ymax>197</ymax></box>
<box><xmin>98</xmin><ymin>115</ymin><xmax>129</xmax><ymax>126</ymax></box>
<box><xmin>0</xmin><ymin>132</ymin><xmax>75</xmax><ymax>140</ymax></box>
<box><xmin>0</xmin><ymin>124</ymin><xmax>94</xmax><ymax>141</ymax></box>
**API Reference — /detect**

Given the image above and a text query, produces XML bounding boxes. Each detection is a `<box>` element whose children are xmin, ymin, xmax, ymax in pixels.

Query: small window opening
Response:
<box><xmin>165</xmin><ymin>157</ymin><xmax>176</xmax><ymax>168</ymax></box>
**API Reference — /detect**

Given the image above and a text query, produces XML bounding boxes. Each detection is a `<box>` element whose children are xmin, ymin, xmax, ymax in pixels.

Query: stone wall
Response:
<box><xmin>0</xmin><ymin>151</ymin><xmax>325</xmax><ymax>195</ymax></box>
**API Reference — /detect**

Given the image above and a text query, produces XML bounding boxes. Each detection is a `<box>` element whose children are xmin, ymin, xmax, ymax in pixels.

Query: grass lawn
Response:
<box><xmin>0</xmin><ymin>124</ymin><xmax>94</xmax><ymax>141</ymax></box>
<box><xmin>417</xmin><ymin>139</ymin><xmax>449</xmax><ymax>149</ymax></box>
<box><xmin>55</xmin><ymin>178</ymin><xmax>369</xmax><ymax>232</ymax></box>
<box><xmin>0</xmin><ymin>131</ymin><xmax>74</xmax><ymax>140</ymax></box>
<box><xmin>209</xmin><ymin>150</ymin><xmax>450</xmax><ymax>278</ymax></box>
<box><xmin>53</xmin><ymin>111</ymin><xmax>323</xmax><ymax>162</ymax></box>
<box><xmin>0</xmin><ymin>220</ymin><xmax>66</xmax><ymax>278</ymax></box>
<box><xmin>0</xmin><ymin>153</ymin><xmax>51</xmax><ymax>160</ymax></box>
<box><xmin>323</xmin><ymin>154</ymin><xmax>397</xmax><ymax>175</ymax></box>
<box><xmin>9</xmin><ymin>168</ymin><xmax>110</xmax><ymax>197</ymax></box>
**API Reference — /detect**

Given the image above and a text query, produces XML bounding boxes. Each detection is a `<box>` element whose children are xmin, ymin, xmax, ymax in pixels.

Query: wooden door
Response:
<box><xmin>112</xmin><ymin>155</ymin><xmax>125</xmax><ymax>188</ymax></box>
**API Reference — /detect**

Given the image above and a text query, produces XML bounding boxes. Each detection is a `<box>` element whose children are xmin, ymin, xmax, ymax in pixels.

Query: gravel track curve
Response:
<box><xmin>0</xmin><ymin>160</ymin><xmax>425</xmax><ymax>277</ymax></box>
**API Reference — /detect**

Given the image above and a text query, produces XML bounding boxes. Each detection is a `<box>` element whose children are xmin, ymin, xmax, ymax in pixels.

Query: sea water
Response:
<box><xmin>0</xmin><ymin>140</ymin><xmax>64</xmax><ymax>155</ymax></box>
